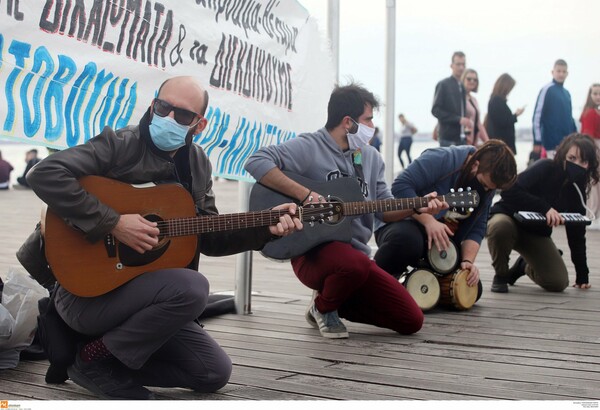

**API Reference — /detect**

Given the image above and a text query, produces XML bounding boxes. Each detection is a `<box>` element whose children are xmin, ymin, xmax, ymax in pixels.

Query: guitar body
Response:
<box><xmin>44</xmin><ymin>176</ymin><xmax>198</xmax><ymax>297</ymax></box>
<box><xmin>249</xmin><ymin>172</ymin><xmax>364</xmax><ymax>260</ymax></box>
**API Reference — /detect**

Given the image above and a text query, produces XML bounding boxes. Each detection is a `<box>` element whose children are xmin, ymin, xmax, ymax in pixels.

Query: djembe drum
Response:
<box><xmin>437</xmin><ymin>269</ymin><xmax>477</xmax><ymax>310</ymax></box>
<box><xmin>426</xmin><ymin>240</ymin><xmax>459</xmax><ymax>275</ymax></box>
<box><xmin>401</xmin><ymin>268</ymin><xmax>440</xmax><ymax>311</ymax></box>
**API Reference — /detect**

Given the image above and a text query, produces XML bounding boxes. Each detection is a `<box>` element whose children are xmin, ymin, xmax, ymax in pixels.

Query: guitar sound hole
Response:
<box><xmin>118</xmin><ymin>214</ymin><xmax>170</xmax><ymax>267</ymax></box>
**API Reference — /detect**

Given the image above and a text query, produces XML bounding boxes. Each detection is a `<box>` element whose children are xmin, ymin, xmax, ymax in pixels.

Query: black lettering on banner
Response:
<box><xmin>195</xmin><ymin>0</ymin><xmax>298</xmax><ymax>54</ymax></box>
<box><xmin>153</xmin><ymin>9</ymin><xmax>172</xmax><ymax>68</ymax></box>
<box><xmin>146</xmin><ymin>2</ymin><xmax>164</xmax><ymax>62</ymax></box>
<box><xmin>210</xmin><ymin>33</ymin><xmax>292</xmax><ymax>110</ymax></box>
<box><xmin>6</xmin><ymin>0</ymin><xmax>24</xmax><ymax>20</ymax></box>
<box><xmin>121</xmin><ymin>0</ymin><xmax>142</xmax><ymax>57</ymax></box>
<box><xmin>38</xmin><ymin>0</ymin><xmax>173</xmax><ymax>68</ymax></box>
<box><xmin>189</xmin><ymin>40</ymin><xmax>208</xmax><ymax>65</ymax></box>
<box><xmin>169</xmin><ymin>23</ymin><xmax>185</xmax><ymax>66</ymax></box>
<box><xmin>83</xmin><ymin>0</ymin><xmax>102</xmax><ymax>45</ymax></box>
<box><xmin>131</xmin><ymin>0</ymin><xmax>151</xmax><ymax>62</ymax></box>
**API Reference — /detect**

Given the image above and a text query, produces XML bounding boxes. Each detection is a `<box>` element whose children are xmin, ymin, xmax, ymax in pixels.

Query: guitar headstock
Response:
<box><xmin>446</xmin><ymin>188</ymin><xmax>480</xmax><ymax>210</ymax></box>
<box><xmin>300</xmin><ymin>201</ymin><xmax>344</xmax><ymax>226</ymax></box>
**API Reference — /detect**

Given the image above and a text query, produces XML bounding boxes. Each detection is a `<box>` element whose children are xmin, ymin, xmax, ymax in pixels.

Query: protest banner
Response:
<box><xmin>0</xmin><ymin>0</ymin><xmax>334</xmax><ymax>180</ymax></box>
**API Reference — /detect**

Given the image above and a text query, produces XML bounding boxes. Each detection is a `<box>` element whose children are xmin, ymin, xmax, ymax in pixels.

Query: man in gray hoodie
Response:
<box><xmin>245</xmin><ymin>83</ymin><xmax>445</xmax><ymax>339</ymax></box>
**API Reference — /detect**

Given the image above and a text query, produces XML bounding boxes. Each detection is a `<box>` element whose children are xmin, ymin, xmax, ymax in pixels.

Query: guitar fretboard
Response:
<box><xmin>342</xmin><ymin>196</ymin><xmax>436</xmax><ymax>216</ymax></box>
<box><xmin>158</xmin><ymin>210</ymin><xmax>295</xmax><ymax>238</ymax></box>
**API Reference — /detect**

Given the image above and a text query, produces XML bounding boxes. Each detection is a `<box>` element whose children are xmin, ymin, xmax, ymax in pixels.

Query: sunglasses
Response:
<box><xmin>153</xmin><ymin>98</ymin><xmax>200</xmax><ymax>126</ymax></box>
<box><xmin>466</xmin><ymin>77</ymin><xmax>478</xmax><ymax>82</ymax></box>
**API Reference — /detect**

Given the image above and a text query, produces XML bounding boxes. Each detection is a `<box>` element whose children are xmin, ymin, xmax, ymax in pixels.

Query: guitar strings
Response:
<box><xmin>152</xmin><ymin>193</ymin><xmax>476</xmax><ymax>236</ymax></box>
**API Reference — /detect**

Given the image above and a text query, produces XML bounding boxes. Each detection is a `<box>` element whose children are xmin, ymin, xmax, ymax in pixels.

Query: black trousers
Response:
<box><xmin>374</xmin><ymin>219</ymin><xmax>428</xmax><ymax>277</ymax></box>
<box><xmin>55</xmin><ymin>268</ymin><xmax>232</xmax><ymax>392</ymax></box>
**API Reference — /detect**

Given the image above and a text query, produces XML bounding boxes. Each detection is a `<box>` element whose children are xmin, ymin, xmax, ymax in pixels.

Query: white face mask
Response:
<box><xmin>347</xmin><ymin>119</ymin><xmax>375</xmax><ymax>150</ymax></box>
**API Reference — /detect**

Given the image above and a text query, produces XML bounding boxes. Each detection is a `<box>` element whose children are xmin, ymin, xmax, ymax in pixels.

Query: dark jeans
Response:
<box><xmin>17</xmin><ymin>176</ymin><xmax>30</xmax><ymax>187</ymax></box>
<box><xmin>374</xmin><ymin>220</ymin><xmax>427</xmax><ymax>277</ymax></box>
<box><xmin>55</xmin><ymin>268</ymin><xmax>231</xmax><ymax>392</ymax></box>
<box><xmin>375</xmin><ymin>220</ymin><xmax>483</xmax><ymax>300</ymax></box>
<box><xmin>291</xmin><ymin>241</ymin><xmax>423</xmax><ymax>335</ymax></box>
<box><xmin>397</xmin><ymin>137</ymin><xmax>413</xmax><ymax>168</ymax></box>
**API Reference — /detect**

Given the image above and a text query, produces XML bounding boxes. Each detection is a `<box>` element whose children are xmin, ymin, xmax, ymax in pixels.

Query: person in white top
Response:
<box><xmin>397</xmin><ymin>114</ymin><xmax>417</xmax><ymax>169</ymax></box>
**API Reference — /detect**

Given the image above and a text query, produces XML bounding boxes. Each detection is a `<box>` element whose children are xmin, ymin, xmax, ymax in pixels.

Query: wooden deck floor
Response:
<box><xmin>1</xmin><ymin>180</ymin><xmax>599</xmax><ymax>402</ymax></box>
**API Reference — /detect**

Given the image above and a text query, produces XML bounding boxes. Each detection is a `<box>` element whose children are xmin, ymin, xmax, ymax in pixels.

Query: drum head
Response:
<box><xmin>427</xmin><ymin>241</ymin><xmax>458</xmax><ymax>274</ymax></box>
<box><xmin>452</xmin><ymin>269</ymin><xmax>478</xmax><ymax>310</ymax></box>
<box><xmin>404</xmin><ymin>269</ymin><xmax>440</xmax><ymax>311</ymax></box>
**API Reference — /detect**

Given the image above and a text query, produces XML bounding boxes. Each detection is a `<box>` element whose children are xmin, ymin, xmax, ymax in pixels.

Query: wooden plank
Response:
<box><xmin>2</xmin><ymin>177</ymin><xmax>600</xmax><ymax>401</ymax></box>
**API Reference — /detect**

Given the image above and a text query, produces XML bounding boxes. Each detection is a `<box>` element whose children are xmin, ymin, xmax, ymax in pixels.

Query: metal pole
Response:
<box><xmin>328</xmin><ymin>0</ymin><xmax>340</xmax><ymax>83</ymax></box>
<box><xmin>234</xmin><ymin>181</ymin><xmax>253</xmax><ymax>314</ymax></box>
<box><xmin>384</xmin><ymin>0</ymin><xmax>396</xmax><ymax>184</ymax></box>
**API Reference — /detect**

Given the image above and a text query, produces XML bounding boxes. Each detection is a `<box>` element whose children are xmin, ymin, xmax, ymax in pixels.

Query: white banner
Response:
<box><xmin>0</xmin><ymin>0</ymin><xmax>334</xmax><ymax>180</ymax></box>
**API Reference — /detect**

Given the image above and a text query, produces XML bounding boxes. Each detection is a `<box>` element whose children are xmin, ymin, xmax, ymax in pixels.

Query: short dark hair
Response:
<box><xmin>452</xmin><ymin>51</ymin><xmax>465</xmax><ymax>63</ymax></box>
<box><xmin>325</xmin><ymin>82</ymin><xmax>380</xmax><ymax>130</ymax></box>
<box><xmin>554</xmin><ymin>59</ymin><xmax>568</xmax><ymax>67</ymax></box>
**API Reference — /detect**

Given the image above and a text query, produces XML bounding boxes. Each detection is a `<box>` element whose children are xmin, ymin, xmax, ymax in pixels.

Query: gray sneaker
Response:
<box><xmin>305</xmin><ymin>290</ymin><xmax>318</xmax><ymax>328</ymax></box>
<box><xmin>307</xmin><ymin>303</ymin><xmax>349</xmax><ymax>339</ymax></box>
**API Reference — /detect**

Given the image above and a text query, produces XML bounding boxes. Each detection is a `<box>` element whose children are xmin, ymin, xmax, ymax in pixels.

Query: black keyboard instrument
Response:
<box><xmin>514</xmin><ymin>211</ymin><xmax>592</xmax><ymax>226</ymax></box>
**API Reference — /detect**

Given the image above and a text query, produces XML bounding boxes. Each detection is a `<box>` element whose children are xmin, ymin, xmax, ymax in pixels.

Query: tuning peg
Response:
<box><xmin>450</xmin><ymin>188</ymin><xmax>455</xmax><ymax>193</ymax></box>
<box><xmin>468</xmin><ymin>207</ymin><xmax>474</xmax><ymax>212</ymax></box>
<box><xmin>466</xmin><ymin>187</ymin><xmax>471</xmax><ymax>191</ymax></box>
<box><xmin>458</xmin><ymin>188</ymin><xmax>463</xmax><ymax>193</ymax></box>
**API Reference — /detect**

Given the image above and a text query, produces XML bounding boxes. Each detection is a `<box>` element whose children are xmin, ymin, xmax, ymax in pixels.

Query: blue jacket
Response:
<box><xmin>388</xmin><ymin>145</ymin><xmax>494</xmax><ymax>245</ymax></box>
<box><xmin>532</xmin><ymin>80</ymin><xmax>577</xmax><ymax>151</ymax></box>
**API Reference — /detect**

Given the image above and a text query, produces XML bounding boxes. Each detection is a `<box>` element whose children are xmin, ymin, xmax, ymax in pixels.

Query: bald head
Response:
<box><xmin>157</xmin><ymin>76</ymin><xmax>209</xmax><ymax>116</ymax></box>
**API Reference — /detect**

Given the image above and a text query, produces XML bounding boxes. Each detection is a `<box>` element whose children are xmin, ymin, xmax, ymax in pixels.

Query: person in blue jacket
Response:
<box><xmin>374</xmin><ymin>140</ymin><xmax>517</xmax><ymax>297</ymax></box>
<box><xmin>532</xmin><ymin>59</ymin><xmax>577</xmax><ymax>159</ymax></box>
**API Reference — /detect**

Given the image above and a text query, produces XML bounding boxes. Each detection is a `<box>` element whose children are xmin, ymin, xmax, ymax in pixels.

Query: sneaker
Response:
<box><xmin>491</xmin><ymin>275</ymin><xmax>508</xmax><ymax>293</ymax></box>
<box><xmin>507</xmin><ymin>256</ymin><xmax>527</xmax><ymax>285</ymax></box>
<box><xmin>68</xmin><ymin>354</ymin><xmax>154</xmax><ymax>400</ymax></box>
<box><xmin>304</xmin><ymin>290</ymin><xmax>318</xmax><ymax>328</ymax></box>
<box><xmin>307</xmin><ymin>304</ymin><xmax>349</xmax><ymax>339</ymax></box>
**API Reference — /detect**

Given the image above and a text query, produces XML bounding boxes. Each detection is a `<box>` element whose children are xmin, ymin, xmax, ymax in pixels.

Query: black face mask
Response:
<box><xmin>565</xmin><ymin>160</ymin><xmax>587</xmax><ymax>183</ymax></box>
<box><xmin>465</xmin><ymin>174</ymin><xmax>485</xmax><ymax>194</ymax></box>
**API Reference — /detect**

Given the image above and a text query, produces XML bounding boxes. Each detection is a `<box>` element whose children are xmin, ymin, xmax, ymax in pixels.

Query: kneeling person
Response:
<box><xmin>374</xmin><ymin>140</ymin><xmax>518</xmax><ymax>305</ymax></box>
<box><xmin>487</xmin><ymin>133</ymin><xmax>598</xmax><ymax>292</ymax></box>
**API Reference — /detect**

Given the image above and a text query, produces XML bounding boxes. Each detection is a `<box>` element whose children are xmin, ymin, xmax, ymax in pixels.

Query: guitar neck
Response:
<box><xmin>158</xmin><ymin>209</ymin><xmax>295</xmax><ymax>238</ymax></box>
<box><xmin>342</xmin><ymin>196</ymin><xmax>438</xmax><ymax>216</ymax></box>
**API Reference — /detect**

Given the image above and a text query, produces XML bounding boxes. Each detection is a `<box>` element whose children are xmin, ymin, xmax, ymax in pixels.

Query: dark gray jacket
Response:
<box><xmin>27</xmin><ymin>112</ymin><xmax>272</xmax><ymax>267</ymax></box>
<box><xmin>431</xmin><ymin>76</ymin><xmax>465</xmax><ymax>144</ymax></box>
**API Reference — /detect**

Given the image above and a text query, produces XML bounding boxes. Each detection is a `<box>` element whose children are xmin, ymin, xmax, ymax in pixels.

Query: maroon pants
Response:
<box><xmin>291</xmin><ymin>241</ymin><xmax>423</xmax><ymax>335</ymax></box>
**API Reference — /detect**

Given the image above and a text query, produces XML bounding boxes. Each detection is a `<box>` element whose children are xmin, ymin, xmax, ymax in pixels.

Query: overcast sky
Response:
<box><xmin>297</xmin><ymin>0</ymin><xmax>600</xmax><ymax>135</ymax></box>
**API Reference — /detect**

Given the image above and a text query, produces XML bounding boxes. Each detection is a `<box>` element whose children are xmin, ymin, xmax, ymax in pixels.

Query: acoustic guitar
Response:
<box><xmin>249</xmin><ymin>172</ymin><xmax>480</xmax><ymax>261</ymax></box>
<box><xmin>43</xmin><ymin>176</ymin><xmax>336</xmax><ymax>297</ymax></box>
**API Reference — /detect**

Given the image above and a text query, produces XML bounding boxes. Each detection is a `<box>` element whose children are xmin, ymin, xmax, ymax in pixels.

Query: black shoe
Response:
<box><xmin>507</xmin><ymin>256</ymin><xmax>527</xmax><ymax>285</ymax></box>
<box><xmin>16</xmin><ymin>223</ymin><xmax>56</xmax><ymax>289</ymax></box>
<box><xmin>491</xmin><ymin>275</ymin><xmax>508</xmax><ymax>293</ymax></box>
<box><xmin>68</xmin><ymin>354</ymin><xmax>154</xmax><ymax>400</ymax></box>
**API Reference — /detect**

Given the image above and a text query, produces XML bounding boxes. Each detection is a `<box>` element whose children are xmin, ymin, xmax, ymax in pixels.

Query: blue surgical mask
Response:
<box><xmin>149</xmin><ymin>115</ymin><xmax>191</xmax><ymax>151</ymax></box>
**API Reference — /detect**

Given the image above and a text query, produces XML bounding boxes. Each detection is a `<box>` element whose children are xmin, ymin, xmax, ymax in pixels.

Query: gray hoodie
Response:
<box><xmin>244</xmin><ymin>127</ymin><xmax>393</xmax><ymax>256</ymax></box>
